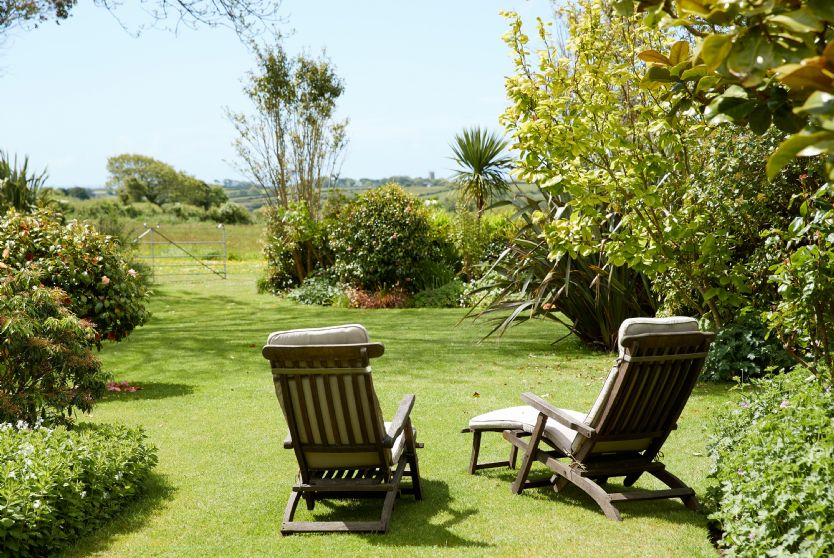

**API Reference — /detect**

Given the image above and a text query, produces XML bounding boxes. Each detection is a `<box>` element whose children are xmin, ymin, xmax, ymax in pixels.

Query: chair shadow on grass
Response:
<box><xmin>280</xmin><ymin>478</ymin><xmax>490</xmax><ymax>548</ymax></box>
<box><xmin>477</xmin><ymin>466</ymin><xmax>709</xmax><ymax>526</ymax></box>
<box><xmin>102</xmin><ymin>382</ymin><xmax>195</xmax><ymax>402</ymax></box>
<box><xmin>58</xmin><ymin>472</ymin><xmax>176</xmax><ymax>558</ymax></box>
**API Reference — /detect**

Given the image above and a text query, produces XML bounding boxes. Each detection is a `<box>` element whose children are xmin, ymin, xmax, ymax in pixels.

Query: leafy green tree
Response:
<box><xmin>228</xmin><ymin>40</ymin><xmax>348</xmax><ymax>222</ymax></box>
<box><xmin>500</xmin><ymin>2</ymin><xmax>801</xmax><ymax>332</ymax></box>
<box><xmin>106</xmin><ymin>153</ymin><xmax>224</xmax><ymax>209</ymax></box>
<box><xmin>630</xmin><ymin>0</ymin><xmax>834</xmax><ymax>374</ymax></box>
<box><xmin>450</xmin><ymin>127</ymin><xmax>512</xmax><ymax>220</ymax></box>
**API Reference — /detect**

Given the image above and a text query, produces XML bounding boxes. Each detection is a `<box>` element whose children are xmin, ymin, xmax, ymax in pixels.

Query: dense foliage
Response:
<box><xmin>707</xmin><ymin>369</ymin><xmax>834</xmax><ymax>556</ymax></box>
<box><xmin>329</xmin><ymin>184</ymin><xmax>457</xmax><ymax>293</ymax></box>
<box><xmin>630</xmin><ymin>0</ymin><xmax>834</xmax><ymax>375</ymax></box>
<box><xmin>0</xmin><ymin>270</ymin><xmax>107</xmax><ymax>424</ymax></box>
<box><xmin>0</xmin><ymin>421</ymin><xmax>158</xmax><ymax>558</ymax></box>
<box><xmin>502</xmin><ymin>3</ymin><xmax>804</xmax><ymax>333</ymax></box>
<box><xmin>701</xmin><ymin>314</ymin><xmax>794</xmax><ymax>382</ymax></box>
<box><xmin>286</xmin><ymin>273</ymin><xmax>342</xmax><ymax>306</ymax></box>
<box><xmin>0</xmin><ymin>209</ymin><xmax>150</xmax><ymax>343</ymax></box>
<box><xmin>260</xmin><ymin>202</ymin><xmax>330</xmax><ymax>291</ymax></box>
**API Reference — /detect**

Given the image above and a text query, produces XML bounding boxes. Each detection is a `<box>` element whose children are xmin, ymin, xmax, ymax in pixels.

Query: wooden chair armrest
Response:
<box><xmin>520</xmin><ymin>392</ymin><xmax>596</xmax><ymax>439</ymax></box>
<box><xmin>384</xmin><ymin>394</ymin><xmax>415</xmax><ymax>447</ymax></box>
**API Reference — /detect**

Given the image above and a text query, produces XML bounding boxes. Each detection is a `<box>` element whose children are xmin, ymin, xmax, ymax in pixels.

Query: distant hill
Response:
<box><xmin>222</xmin><ymin>176</ymin><xmax>458</xmax><ymax>211</ymax></box>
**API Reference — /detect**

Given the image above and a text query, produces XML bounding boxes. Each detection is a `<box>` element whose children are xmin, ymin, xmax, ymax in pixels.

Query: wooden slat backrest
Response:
<box><xmin>262</xmin><ymin>343</ymin><xmax>389</xmax><ymax>481</ymax></box>
<box><xmin>581</xmin><ymin>331</ymin><xmax>713</xmax><ymax>458</ymax></box>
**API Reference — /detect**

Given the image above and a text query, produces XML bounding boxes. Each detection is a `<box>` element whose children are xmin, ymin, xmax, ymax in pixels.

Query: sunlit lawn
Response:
<box><xmin>61</xmin><ymin>265</ymin><xmax>730</xmax><ymax>557</ymax></box>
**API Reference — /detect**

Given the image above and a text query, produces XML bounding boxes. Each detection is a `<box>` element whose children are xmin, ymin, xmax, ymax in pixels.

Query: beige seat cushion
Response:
<box><xmin>469</xmin><ymin>405</ymin><xmax>586</xmax><ymax>456</ymax></box>
<box><xmin>267</xmin><ymin>324</ymin><xmax>369</xmax><ymax>346</ymax></box>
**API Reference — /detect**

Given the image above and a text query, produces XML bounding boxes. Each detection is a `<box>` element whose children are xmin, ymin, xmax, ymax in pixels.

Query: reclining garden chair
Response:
<box><xmin>263</xmin><ymin>324</ymin><xmax>422</xmax><ymax>534</ymax></box>
<box><xmin>464</xmin><ymin>317</ymin><xmax>713</xmax><ymax>521</ymax></box>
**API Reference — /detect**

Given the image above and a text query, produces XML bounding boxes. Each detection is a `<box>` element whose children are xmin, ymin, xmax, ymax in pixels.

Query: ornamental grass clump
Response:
<box><xmin>707</xmin><ymin>368</ymin><xmax>834</xmax><ymax>556</ymax></box>
<box><xmin>0</xmin><ymin>421</ymin><xmax>158</xmax><ymax>558</ymax></box>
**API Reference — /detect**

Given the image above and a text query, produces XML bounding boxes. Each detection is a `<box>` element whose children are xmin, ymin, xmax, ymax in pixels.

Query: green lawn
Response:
<box><xmin>61</xmin><ymin>270</ymin><xmax>731</xmax><ymax>557</ymax></box>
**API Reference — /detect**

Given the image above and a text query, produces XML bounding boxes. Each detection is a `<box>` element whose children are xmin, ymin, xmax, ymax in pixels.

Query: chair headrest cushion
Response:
<box><xmin>267</xmin><ymin>324</ymin><xmax>370</xmax><ymax>346</ymax></box>
<box><xmin>617</xmin><ymin>316</ymin><xmax>699</xmax><ymax>356</ymax></box>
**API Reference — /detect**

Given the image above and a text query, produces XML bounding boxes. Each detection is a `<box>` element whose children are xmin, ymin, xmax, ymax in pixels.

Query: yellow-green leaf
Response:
<box><xmin>669</xmin><ymin>41</ymin><xmax>690</xmax><ymax>66</ymax></box>
<box><xmin>699</xmin><ymin>34</ymin><xmax>732</xmax><ymax>71</ymax></box>
<box><xmin>767</xmin><ymin>131</ymin><xmax>834</xmax><ymax>179</ymax></box>
<box><xmin>638</xmin><ymin>49</ymin><xmax>671</xmax><ymax>66</ymax></box>
<box><xmin>679</xmin><ymin>0</ymin><xmax>708</xmax><ymax>16</ymax></box>
<box><xmin>768</xmin><ymin>8</ymin><xmax>824</xmax><ymax>34</ymax></box>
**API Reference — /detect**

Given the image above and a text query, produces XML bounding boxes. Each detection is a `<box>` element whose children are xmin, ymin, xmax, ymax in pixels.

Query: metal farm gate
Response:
<box><xmin>134</xmin><ymin>224</ymin><xmax>227</xmax><ymax>281</ymax></box>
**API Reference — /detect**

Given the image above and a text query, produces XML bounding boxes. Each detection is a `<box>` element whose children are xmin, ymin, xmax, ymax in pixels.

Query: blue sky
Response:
<box><xmin>1</xmin><ymin>1</ymin><xmax>554</xmax><ymax>188</ymax></box>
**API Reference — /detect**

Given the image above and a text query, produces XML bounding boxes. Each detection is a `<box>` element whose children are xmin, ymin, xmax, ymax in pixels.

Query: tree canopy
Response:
<box><xmin>228</xmin><ymin>40</ymin><xmax>347</xmax><ymax>221</ymax></box>
<box><xmin>106</xmin><ymin>153</ymin><xmax>226</xmax><ymax>209</ymax></box>
<box><xmin>0</xmin><ymin>0</ymin><xmax>279</xmax><ymax>36</ymax></box>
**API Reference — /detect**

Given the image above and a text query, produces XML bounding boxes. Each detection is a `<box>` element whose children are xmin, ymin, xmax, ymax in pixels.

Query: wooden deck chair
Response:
<box><xmin>464</xmin><ymin>317</ymin><xmax>713</xmax><ymax>520</ymax></box>
<box><xmin>263</xmin><ymin>324</ymin><xmax>422</xmax><ymax>534</ymax></box>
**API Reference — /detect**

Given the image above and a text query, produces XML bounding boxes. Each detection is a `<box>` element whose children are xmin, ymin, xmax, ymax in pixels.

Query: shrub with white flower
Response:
<box><xmin>0</xmin><ymin>421</ymin><xmax>157</xmax><ymax>557</ymax></box>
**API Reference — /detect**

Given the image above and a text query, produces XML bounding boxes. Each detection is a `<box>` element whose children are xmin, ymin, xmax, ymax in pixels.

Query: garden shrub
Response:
<box><xmin>329</xmin><ymin>184</ymin><xmax>456</xmax><ymax>293</ymax></box>
<box><xmin>160</xmin><ymin>202</ymin><xmax>206</xmax><ymax>222</ymax></box>
<box><xmin>0</xmin><ymin>270</ymin><xmax>107</xmax><ymax>424</ymax></box>
<box><xmin>261</xmin><ymin>203</ymin><xmax>330</xmax><ymax>293</ymax></box>
<box><xmin>0</xmin><ymin>209</ymin><xmax>150</xmax><ymax>343</ymax></box>
<box><xmin>706</xmin><ymin>368</ymin><xmax>834</xmax><ymax>556</ymax></box>
<box><xmin>0</xmin><ymin>421</ymin><xmax>158</xmax><ymax>557</ymax></box>
<box><xmin>208</xmin><ymin>201</ymin><xmax>252</xmax><ymax>224</ymax></box>
<box><xmin>413</xmin><ymin>280</ymin><xmax>465</xmax><ymax>308</ymax></box>
<box><xmin>702</xmin><ymin>313</ymin><xmax>794</xmax><ymax>382</ymax></box>
<box><xmin>287</xmin><ymin>273</ymin><xmax>342</xmax><ymax>306</ymax></box>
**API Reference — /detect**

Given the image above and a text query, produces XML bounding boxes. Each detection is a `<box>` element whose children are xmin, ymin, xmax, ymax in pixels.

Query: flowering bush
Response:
<box><xmin>0</xmin><ymin>269</ymin><xmax>108</xmax><ymax>424</ymax></box>
<box><xmin>0</xmin><ymin>421</ymin><xmax>158</xmax><ymax>557</ymax></box>
<box><xmin>706</xmin><ymin>368</ymin><xmax>834</xmax><ymax>556</ymax></box>
<box><xmin>329</xmin><ymin>184</ymin><xmax>456</xmax><ymax>293</ymax></box>
<box><xmin>0</xmin><ymin>209</ymin><xmax>150</xmax><ymax>343</ymax></box>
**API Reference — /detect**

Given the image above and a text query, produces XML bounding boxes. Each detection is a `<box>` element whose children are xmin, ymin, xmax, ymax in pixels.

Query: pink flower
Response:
<box><xmin>739</xmin><ymin>401</ymin><xmax>750</xmax><ymax>409</ymax></box>
<box><xmin>127</xmin><ymin>269</ymin><xmax>137</xmax><ymax>277</ymax></box>
<box><xmin>101</xmin><ymin>276</ymin><xmax>110</xmax><ymax>285</ymax></box>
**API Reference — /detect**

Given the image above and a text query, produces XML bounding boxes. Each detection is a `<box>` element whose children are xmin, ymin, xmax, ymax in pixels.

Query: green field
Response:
<box><xmin>59</xmin><ymin>269</ymin><xmax>730</xmax><ymax>557</ymax></box>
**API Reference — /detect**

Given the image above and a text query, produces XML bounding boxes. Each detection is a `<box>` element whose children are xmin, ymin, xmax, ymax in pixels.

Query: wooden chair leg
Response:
<box><xmin>651</xmin><ymin>468</ymin><xmax>699</xmax><ymax>511</ymax></box>
<box><xmin>623</xmin><ymin>473</ymin><xmax>641</xmax><ymax>487</ymax></box>
<box><xmin>404</xmin><ymin>420</ymin><xmax>423</xmax><ymax>500</ymax></box>
<box><xmin>509</xmin><ymin>441</ymin><xmax>519</xmax><ymax>469</ymax></box>
<box><xmin>510</xmin><ymin>414</ymin><xmax>547</xmax><ymax>495</ymax></box>
<box><xmin>468</xmin><ymin>430</ymin><xmax>482</xmax><ymax>475</ymax></box>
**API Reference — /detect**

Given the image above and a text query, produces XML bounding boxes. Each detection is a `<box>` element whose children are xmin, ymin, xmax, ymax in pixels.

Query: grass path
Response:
<box><xmin>61</xmin><ymin>271</ymin><xmax>728</xmax><ymax>557</ymax></box>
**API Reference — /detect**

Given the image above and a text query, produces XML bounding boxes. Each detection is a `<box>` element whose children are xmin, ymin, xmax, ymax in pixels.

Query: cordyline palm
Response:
<box><xmin>450</xmin><ymin>127</ymin><xmax>512</xmax><ymax>219</ymax></box>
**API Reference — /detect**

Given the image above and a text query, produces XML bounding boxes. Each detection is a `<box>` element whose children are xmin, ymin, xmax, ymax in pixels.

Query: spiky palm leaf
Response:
<box><xmin>0</xmin><ymin>152</ymin><xmax>49</xmax><ymax>213</ymax></box>
<box><xmin>450</xmin><ymin>127</ymin><xmax>512</xmax><ymax>216</ymax></box>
